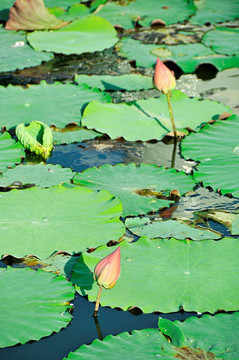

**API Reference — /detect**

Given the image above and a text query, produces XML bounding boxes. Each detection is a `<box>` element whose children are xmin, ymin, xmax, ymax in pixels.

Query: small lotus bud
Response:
<box><xmin>153</xmin><ymin>58</ymin><xmax>176</xmax><ymax>94</ymax></box>
<box><xmin>94</xmin><ymin>247</ymin><xmax>121</xmax><ymax>289</ymax></box>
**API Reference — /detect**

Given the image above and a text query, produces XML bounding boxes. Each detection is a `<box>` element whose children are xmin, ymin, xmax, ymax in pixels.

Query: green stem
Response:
<box><xmin>93</xmin><ymin>285</ymin><xmax>103</xmax><ymax>317</ymax></box>
<box><xmin>171</xmin><ymin>137</ymin><xmax>177</xmax><ymax>169</ymax></box>
<box><xmin>166</xmin><ymin>91</ymin><xmax>177</xmax><ymax>139</ymax></box>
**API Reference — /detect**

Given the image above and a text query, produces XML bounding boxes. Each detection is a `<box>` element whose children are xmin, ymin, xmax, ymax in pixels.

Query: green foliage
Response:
<box><xmin>82</xmin><ymin>90</ymin><xmax>232</xmax><ymax>141</ymax></box>
<box><xmin>0</xmin><ymin>132</ymin><xmax>24</xmax><ymax>173</ymax></box>
<box><xmin>0</xmin><ymin>185</ymin><xmax>124</xmax><ymax>258</ymax></box>
<box><xmin>72</xmin><ymin>237</ymin><xmax>239</xmax><ymax>313</ymax></box>
<box><xmin>0</xmin><ymin>266</ymin><xmax>74</xmax><ymax>348</ymax></box>
<box><xmin>73</xmin><ymin>163</ymin><xmax>196</xmax><ymax>216</ymax></box>
<box><xmin>52</xmin><ymin>128</ymin><xmax>100</xmax><ymax>145</ymax></box>
<box><xmin>203</xmin><ymin>27</ymin><xmax>239</xmax><ymax>56</ymax></box>
<box><xmin>16</xmin><ymin>121</ymin><xmax>53</xmax><ymax>159</ymax></box>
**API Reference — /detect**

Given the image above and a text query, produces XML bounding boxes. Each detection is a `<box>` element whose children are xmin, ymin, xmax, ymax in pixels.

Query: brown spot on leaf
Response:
<box><xmin>174</xmin><ymin>346</ymin><xmax>215</xmax><ymax>359</ymax></box>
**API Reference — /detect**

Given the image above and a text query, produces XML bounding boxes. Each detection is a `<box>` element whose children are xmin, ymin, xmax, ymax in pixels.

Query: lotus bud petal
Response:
<box><xmin>94</xmin><ymin>247</ymin><xmax>121</xmax><ymax>289</ymax></box>
<box><xmin>153</xmin><ymin>58</ymin><xmax>176</xmax><ymax>94</ymax></box>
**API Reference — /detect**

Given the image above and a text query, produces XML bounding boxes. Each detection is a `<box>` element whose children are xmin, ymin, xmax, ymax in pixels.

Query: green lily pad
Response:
<box><xmin>0</xmin><ymin>163</ymin><xmax>76</xmax><ymax>188</ymax></box>
<box><xmin>203</xmin><ymin>27</ymin><xmax>239</xmax><ymax>56</ymax></box>
<box><xmin>125</xmin><ymin>217</ymin><xmax>221</xmax><ymax>240</ymax></box>
<box><xmin>53</xmin><ymin>127</ymin><xmax>100</xmax><ymax>145</ymax></box>
<box><xmin>72</xmin><ymin>236</ymin><xmax>239</xmax><ymax>313</ymax></box>
<box><xmin>0</xmin><ymin>82</ymin><xmax>111</xmax><ymax>130</ymax></box>
<box><xmin>181</xmin><ymin>115</ymin><xmax>239</xmax><ymax>198</ymax></box>
<box><xmin>0</xmin><ymin>266</ymin><xmax>74</xmax><ymax>348</ymax></box>
<box><xmin>75</xmin><ymin>74</ymin><xmax>153</xmax><ymax>91</ymax></box>
<box><xmin>45</xmin><ymin>0</ymin><xmax>78</xmax><ymax>8</ymax></box>
<box><xmin>27</xmin><ymin>16</ymin><xmax>118</xmax><ymax>55</ymax></box>
<box><xmin>50</xmin><ymin>4</ymin><xmax>91</xmax><ymax>22</ymax></box>
<box><xmin>0</xmin><ymin>27</ymin><xmax>53</xmax><ymax>72</ymax></box>
<box><xmin>65</xmin><ymin>312</ymin><xmax>239</xmax><ymax>359</ymax></box>
<box><xmin>0</xmin><ymin>132</ymin><xmax>24</xmax><ymax>173</ymax></box>
<box><xmin>117</xmin><ymin>37</ymin><xmax>239</xmax><ymax>72</ymax></box>
<box><xmin>190</xmin><ymin>0</ymin><xmax>239</xmax><ymax>25</ymax></box>
<box><xmin>196</xmin><ymin>210</ymin><xmax>239</xmax><ymax>236</ymax></box>
<box><xmin>0</xmin><ymin>185</ymin><xmax>124</xmax><ymax>258</ymax></box>
<box><xmin>82</xmin><ymin>90</ymin><xmax>232</xmax><ymax>141</ymax></box>
<box><xmin>73</xmin><ymin>163</ymin><xmax>196</xmax><ymax>217</ymax></box>
<box><xmin>16</xmin><ymin>121</ymin><xmax>53</xmax><ymax>159</ymax></box>
<box><xmin>96</xmin><ymin>0</ymin><xmax>196</xmax><ymax>29</ymax></box>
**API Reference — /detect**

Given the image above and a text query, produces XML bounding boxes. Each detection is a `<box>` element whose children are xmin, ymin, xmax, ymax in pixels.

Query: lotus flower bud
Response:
<box><xmin>94</xmin><ymin>247</ymin><xmax>121</xmax><ymax>289</ymax></box>
<box><xmin>153</xmin><ymin>58</ymin><xmax>176</xmax><ymax>94</ymax></box>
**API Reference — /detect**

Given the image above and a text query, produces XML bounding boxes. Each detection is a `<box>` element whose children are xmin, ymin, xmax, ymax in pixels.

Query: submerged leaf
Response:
<box><xmin>5</xmin><ymin>0</ymin><xmax>69</xmax><ymax>30</ymax></box>
<box><xmin>16</xmin><ymin>121</ymin><xmax>53</xmax><ymax>159</ymax></box>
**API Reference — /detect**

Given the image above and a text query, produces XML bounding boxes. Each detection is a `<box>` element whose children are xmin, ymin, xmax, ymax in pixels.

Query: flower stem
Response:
<box><xmin>166</xmin><ymin>91</ymin><xmax>177</xmax><ymax>139</ymax></box>
<box><xmin>93</xmin><ymin>285</ymin><xmax>103</xmax><ymax>317</ymax></box>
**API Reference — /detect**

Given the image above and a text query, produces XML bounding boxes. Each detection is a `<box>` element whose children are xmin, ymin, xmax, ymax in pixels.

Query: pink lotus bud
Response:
<box><xmin>153</xmin><ymin>58</ymin><xmax>176</xmax><ymax>94</ymax></box>
<box><xmin>94</xmin><ymin>247</ymin><xmax>121</xmax><ymax>289</ymax></box>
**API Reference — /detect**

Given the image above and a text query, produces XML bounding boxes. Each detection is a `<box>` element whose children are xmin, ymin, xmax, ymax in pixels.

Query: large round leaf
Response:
<box><xmin>65</xmin><ymin>312</ymin><xmax>239</xmax><ymax>359</ymax></box>
<box><xmin>0</xmin><ymin>185</ymin><xmax>124</xmax><ymax>258</ymax></box>
<box><xmin>181</xmin><ymin>115</ymin><xmax>239</xmax><ymax>197</ymax></box>
<box><xmin>0</xmin><ymin>132</ymin><xmax>24</xmax><ymax>173</ymax></box>
<box><xmin>97</xmin><ymin>0</ymin><xmax>196</xmax><ymax>29</ymax></box>
<box><xmin>0</xmin><ymin>27</ymin><xmax>53</xmax><ymax>72</ymax></box>
<box><xmin>0</xmin><ymin>266</ymin><xmax>74</xmax><ymax>348</ymax></box>
<box><xmin>190</xmin><ymin>0</ymin><xmax>239</xmax><ymax>25</ymax></box>
<box><xmin>0</xmin><ymin>82</ymin><xmax>111</xmax><ymax>130</ymax></box>
<box><xmin>117</xmin><ymin>37</ymin><xmax>239</xmax><ymax>72</ymax></box>
<box><xmin>27</xmin><ymin>16</ymin><xmax>118</xmax><ymax>55</ymax></box>
<box><xmin>203</xmin><ymin>27</ymin><xmax>239</xmax><ymax>56</ymax></box>
<box><xmin>125</xmin><ymin>217</ymin><xmax>221</xmax><ymax>240</ymax></box>
<box><xmin>71</xmin><ymin>236</ymin><xmax>239</xmax><ymax>313</ymax></box>
<box><xmin>0</xmin><ymin>163</ymin><xmax>76</xmax><ymax>188</ymax></box>
<box><xmin>73</xmin><ymin>163</ymin><xmax>196</xmax><ymax>217</ymax></box>
<box><xmin>82</xmin><ymin>90</ymin><xmax>232</xmax><ymax>141</ymax></box>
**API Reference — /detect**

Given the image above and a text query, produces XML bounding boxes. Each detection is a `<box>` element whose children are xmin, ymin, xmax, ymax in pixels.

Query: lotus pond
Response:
<box><xmin>0</xmin><ymin>0</ymin><xmax>239</xmax><ymax>359</ymax></box>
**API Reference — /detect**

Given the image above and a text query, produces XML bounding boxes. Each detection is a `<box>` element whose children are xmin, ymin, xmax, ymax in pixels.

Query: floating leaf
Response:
<box><xmin>75</xmin><ymin>74</ymin><xmax>153</xmax><ymax>91</ymax></box>
<box><xmin>0</xmin><ymin>185</ymin><xmax>124</xmax><ymax>258</ymax></box>
<box><xmin>16</xmin><ymin>121</ymin><xmax>53</xmax><ymax>159</ymax></box>
<box><xmin>0</xmin><ymin>266</ymin><xmax>74</xmax><ymax>348</ymax></box>
<box><xmin>45</xmin><ymin>0</ymin><xmax>78</xmax><ymax>8</ymax></box>
<box><xmin>73</xmin><ymin>163</ymin><xmax>196</xmax><ymax>216</ymax></box>
<box><xmin>72</xmin><ymin>237</ymin><xmax>239</xmax><ymax>313</ymax></box>
<box><xmin>52</xmin><ymin>127</ymin><xmax>100</xmax><ymax>145</ymax></box>
<box><xmin>196</xmin><ymin>210</ymin><xmax>239</xmax><ymax>236</ymax></box>
<box><xmin>65</xmin><ymin>312</ymin><xmax>239</xmax><ymax>359</ymax></box>
<box><xmin>5</xmin><ymin>0</ymin><xmax>69</xmax><ymax>30</ymax></box>
<box><xmin>181</xmin><ymin>115</ymin><xmax>239</xmax><ymax>198</ymax></box>
<box><xmin>125</xmin><ymin>217</ymin><xmax>221</xmax><ymax>240</ymax></box>
<box><xmin>96</xmin><ymin>0</ymin><xmax>196</xmax><ymax>29</ymax></box>
<box><xmin>0</xmin><ymin>27</ymin><xmax>53</xmax><ymax>72</ymax></box>
<box><xmin>27</xmin><ymin>16</ymin><xmax>118</xmax><ymax>55</ymax></box>
<box><xmin>202</xmin><ymin>27</ymin><xmax>239</xmax><ymax>56</ymax></box>
<box><xmin>0</xmin><ymin>82</ymin><xmax>111</xmax><ymax>130</ymax></box>
<box><xmin>0</xmin><ymin>163</ymin><xmax>76</xmax><ymax>188</ymax></box>
<box><xmin>0</xmin><ymin>132</ymin><xmax>24</xmax><ymax>173</ymax></box>
<box><xmin>50</xmin><ymin>4</ymin><xmax>91</xmax><ymax>22</ymax></box>
<box><xmin>82</xmin><ymin>90</ymin><xmax>232</xmax><ymax>141</ymax></box>
<box><xmin>117</xmin><ymin>37</ymin><xmax>239</xmax><ymax>72</ymax></box>
<box><xmin>190</xmin><ymin>0</ymin><xmax>239</xmax><ymax>25</ymax></box>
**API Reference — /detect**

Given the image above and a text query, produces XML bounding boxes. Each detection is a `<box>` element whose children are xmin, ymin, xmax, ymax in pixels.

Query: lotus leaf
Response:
<box><xmin>0</xmin><ymin>82</ymin><xmax>111</xmax><ymax>130</ymax></box>
<box><xmin>125</xmin><ymin>217</ymin><xmax>221</xmax><ymax>240</ymax></box>
<box><xmin>0</xmin><ymin>163</ymin><xmax>76</xmax><ymax>188</ymax></box>
<box><xmin>16</xmin><ymin>121</ymin><xmax>53</xmax><ymax>159</ymax></box>
<box><xmin>82</xmin><ymin>90</ymin><xmax>232</xmax><ymax>141</ymax></box>
<box><xmin>96</xmin><ymin>0</ymin><xmax>196</xmax><ymax>29</ymax></box>
<box><xmin>27</xmin><ymin>16</ymin><xmax>118</xmax><ymax>55</ymax></box>
<box><xmin>0</xmin><ymin>132</ymin><xmax>24</xmax><ymax>173</ymax></box>
<box><xmin>190</xmin><ymin>0</ymin><xmax>239</xmax><ymax>25</ymax></box>
<box><xmin>203</xmin><ymin>27</ymin><xmax>239</xmax><ymax>56</ymax></box>
<box><xmin>45</xmin><ymin>0</ymin><xmax>78</xmax><ymax>8</ymax></box>
<box><xmin>65</xmin><ymin>312</ymin><xmax>239</xmax><ymax>359</ymax></box>
<box><xmin>181</xmin><ymin>115</ymin><xmax>239</xmax><ymax>197</ymax></box>
<box><xmin>0</xmin><ymin>185</ymin><xmax>124</xmax><ymax>258</ymax></box>
<box><xmin>196</xmin><ymin>210</ymin><xmax>239</xmax><ymax>236</ymax></box>
<box><xmin>75</xmin><ymin>74</ymin><xmax>153</xmax><ymax>91</ymax></box>
<box><xmin>0</xmin><ymin>27</ymin><xmax>53</xmax><ymax>72</ymax></box>
<box><xmin>53</xmin><ymin>128</ymin><xmax>100</xmax><ymax>145</ymax></box>
<box><xmin>5</xmin><ymin>0</ymin><xmax>69</xmax><ymax>30</ymax></box>
<box><xmin>0</xmin><ymin>266</ymin><xmax>74</xmax><ymax>348</ymax></box>
<box><xmin>73</xmin><ymin>163</ymin><xmax>196</xmax><ymax>216</ymax></box>
<box><xmin>72</xmin><ymin>237</ymin><xmax>239</xmax><ymax>313</ymax></box>
<box><xmin>117</xmin><ymin>37</ymin><xmax>239</xmax><ymax>72</ymax></box>
<box><xmin>51</xmin><ymin>4</ymin><xmax>91</xmax><ymax>21</ymax></box>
